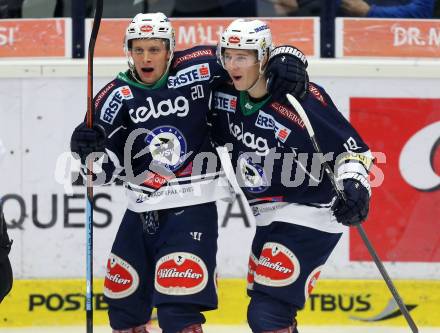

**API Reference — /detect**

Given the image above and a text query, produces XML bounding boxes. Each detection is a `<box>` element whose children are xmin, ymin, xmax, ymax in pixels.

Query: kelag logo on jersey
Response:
<box><xmin>214</xmin><ymin>92</ymin><xmax>237</xmax><ymax>113</ymax></box>
<box><xmin>145</xmin><ymin>126</ymin><xmax>187</xmax><ymax>172</ymax></box>
<box><xmin>238</xmin><ymin>153</ymin><xmax>268</xmax><ymax>193</ymax></box>
<box><xmin>167</xmin><ymin>63</ymin><xmax>211</xmax><ymax>88</ymax></box>
<box><xmin>129</xmin><ymin>96</ymin><xmax>189</xmax><ymax>123</ymax></box>
<box><xmin>100</xmin><ymin>85</ymin><xmax>134</xmax><ymax>124</ymax></box>
<box><xmin>255</xmin><ymin>110</ymin><xmax>291</xmax><ymax>143</ymax></box>
<box><xmin>227</xmin><ymin>114</ymin><xmax>269</xmax><ymax>155</ymax></box>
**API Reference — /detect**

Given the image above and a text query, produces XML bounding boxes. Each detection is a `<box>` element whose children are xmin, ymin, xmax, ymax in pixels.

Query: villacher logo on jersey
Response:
<box><xmin>157</xmin><ymin>268</ymin><xmax>203</xmax><ymax>280</ymax></box>
<box><xmin>155</xmin><ymin>252</ymin><xmax>208</xmax><ymax>296</ymax></box>
<box><xmin>104</xmin><ymin>253</ymin><xmax>140</xmax><ymax>299</ymax></box>
<box><xmin>254</xmin><ymin>242</ymin><xmax>300</xmax><ymax>287</ymax></box>
<box><xmin>247</xmin><ymin>253</ymin><xmax>259</xmax><ymax>289</ymax></box>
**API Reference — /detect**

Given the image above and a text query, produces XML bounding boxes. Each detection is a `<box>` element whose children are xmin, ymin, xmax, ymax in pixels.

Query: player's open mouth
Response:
<box><xmin>141</xmin><ymin>67</ymin><xmax>154</xmax><ymax>73</ymax></box>
<box><xmin>232</xmin><ymin>75</ymin><xmax>242</xmax><ymax>81</ymax></box>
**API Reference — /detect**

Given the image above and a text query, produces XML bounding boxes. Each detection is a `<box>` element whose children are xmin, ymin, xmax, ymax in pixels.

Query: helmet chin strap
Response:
<box><xmin>246</xmin><ymin>61</ymin><xmax>266</xmax><ymax>96</ymax></box>
<box><xmin>247</xmin><ymin>73</ymin><xmax>264</xmax><ymax>95</ymax></box>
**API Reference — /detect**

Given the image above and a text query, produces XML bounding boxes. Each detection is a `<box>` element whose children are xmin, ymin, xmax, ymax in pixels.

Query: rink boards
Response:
<box><xmin>1</xmin><ymin>279</ymin><xmax>439</xmax><ymax>328</ymax></box>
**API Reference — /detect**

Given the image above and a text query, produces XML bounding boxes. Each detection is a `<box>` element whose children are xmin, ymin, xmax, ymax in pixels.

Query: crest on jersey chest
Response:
<box><xmin>145</xmin><ymin>126</ymin><xmax>187</xmax><ymax>172</ymax></box>
<box><xmin>238</xmin><ymin>153</ymin><xmax>268</xmax><ymax>193</ymax></box>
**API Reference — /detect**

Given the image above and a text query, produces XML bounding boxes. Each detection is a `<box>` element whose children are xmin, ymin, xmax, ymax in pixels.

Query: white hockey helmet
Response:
<box><xmin>218</xmin><ymin>19</ymin><xmax>273</xmax><ymax>69</ymax></box>
<box><xmin>124</xmin><ymin>12</ymin><xmax>176</xmax><ymax>77</ymax></box>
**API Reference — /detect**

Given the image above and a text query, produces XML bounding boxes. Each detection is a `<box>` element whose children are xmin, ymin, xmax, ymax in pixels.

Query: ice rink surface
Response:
<box><xmin>1</xmin><ymin>326</ymin><xmax>437</xmax><ymax>333</ymax></box>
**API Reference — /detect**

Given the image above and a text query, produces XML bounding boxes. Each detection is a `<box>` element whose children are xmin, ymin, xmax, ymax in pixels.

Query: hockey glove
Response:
<box><xmin>0</xmin><ymin>209</ymin><xmax>13</xmax><ymax>304</ymax></box>
<box><xmin>0</xmin><ymin>211</ymin><xmax>12</xmax><ymax>262</ymax></box>
<box><xmin>70</xmin><ymin>122</ymin><xmax>106</xmax><ymax>164</ymax></box>
<box><xmin>332</xmin><ymin>178</ymin><xmax>370</xmax><ymax>226</ymax></box>
<box><xmin>265</xmin><ymin>46</ymin><xmax>309</xmax><ymax>103</ymax></box>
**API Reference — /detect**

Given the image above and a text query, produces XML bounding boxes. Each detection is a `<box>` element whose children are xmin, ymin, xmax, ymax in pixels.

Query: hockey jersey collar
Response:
<box><xmin>117</xmin><ymin>70</ymin><xmax>168</xmax><ymax>90</ymax></box>
<box><xmin>240</xmin><ymin>91</ymin><xmax>271</xmax><ymax>116</ymax></box>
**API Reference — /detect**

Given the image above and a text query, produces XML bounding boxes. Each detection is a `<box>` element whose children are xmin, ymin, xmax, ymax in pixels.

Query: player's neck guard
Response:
<box><xmin>240</xmin><ymin>91</ymin><xmax>271</xmax><ymax>116</ymax></box>
<box><xmin>118</xmin><ymin>70</ymin><xmax>169</xmax><ymax>90</ymax></box>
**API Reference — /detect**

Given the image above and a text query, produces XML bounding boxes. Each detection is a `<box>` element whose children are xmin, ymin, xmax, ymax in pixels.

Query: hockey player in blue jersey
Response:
<box><xmin>70</xmin><ymin>12</ymin><xmax>309</xmax><ymax>333</ymax></box>
<box><xmin>0</xmin><ymin>204</ymin><xmax>13</xmax><ymax>303</ymax></box>
<box><xmin>212</xmin><ymin>19</ymin><xmax>373</xmax><ymax>333</ymax></box>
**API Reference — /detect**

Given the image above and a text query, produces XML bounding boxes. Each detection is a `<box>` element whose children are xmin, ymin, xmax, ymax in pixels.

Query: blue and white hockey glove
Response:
<box><xmin>332</xmin><ymin>178</ymin><xmax>370</xmax><ymax>226</ymax></box>
<box><xmin>70</xmin><ymin>122</ymin><xmax>106</xmax><ymax>164</ymax></box>
<box><xmin>265</xmin><ymin>45</ymin><xmax>309</xmax><ymax>103</ymax></box>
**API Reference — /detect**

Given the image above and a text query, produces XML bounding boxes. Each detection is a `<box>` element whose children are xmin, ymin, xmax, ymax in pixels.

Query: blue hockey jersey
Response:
<box><xmin>88</xmin><ymin>46</ymin><xmax>231</xmax><ymax>212</ymax></box>
<box><xmin>211</xmin><ymin>82</ymin><xmax>373</xmax><ymax>208</ymax></box>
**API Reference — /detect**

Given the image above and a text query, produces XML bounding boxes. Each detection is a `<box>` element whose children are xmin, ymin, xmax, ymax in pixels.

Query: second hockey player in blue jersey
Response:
<box><xmin>211</xmin><ymin>19</ymin><xmax>374</xmax><ymax>333</ymax></box>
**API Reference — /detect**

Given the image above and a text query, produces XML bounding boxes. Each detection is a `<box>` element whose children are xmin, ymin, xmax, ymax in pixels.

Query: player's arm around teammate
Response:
<box><xmin>70</xmin><ymin>12</ymin><xmax>314</xmax><ymax>333</ymax></box>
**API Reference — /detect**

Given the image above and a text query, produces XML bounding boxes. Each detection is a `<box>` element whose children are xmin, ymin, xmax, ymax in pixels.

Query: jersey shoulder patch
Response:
<box><xmin>94</xmin><ymin>80</ymin><xmax>118</xmax><ymax>109</ymax></box>
<box><xmin>308</xmin><ymin>82</ymin><xmax>328</xmax><ymax>107</ymax></box>
<box><xmin>172</xmin><ymin>46</ymin><xmax>216</xmax><ymax>69</ymax></box>
<box><xmin>96</xmin><ymin>80</ymin><xmax>134</xmax><ymax>125</ymax></box>
<box><xmin>268</xmin><ymin>101</ymin><xmax>305</xmax><ymax>130</ymax></box>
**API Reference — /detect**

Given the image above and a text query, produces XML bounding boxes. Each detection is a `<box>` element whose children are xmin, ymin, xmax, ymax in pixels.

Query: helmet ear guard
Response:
<box><xmin>124</xmin><ymin>12</ymin><xmax>176</xmax><ymax>81</ymax></box>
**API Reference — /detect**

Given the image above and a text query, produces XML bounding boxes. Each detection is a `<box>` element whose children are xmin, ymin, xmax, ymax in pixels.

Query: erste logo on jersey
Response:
<box><xmin>145</xmin><ymin>126</ymin><xmax>187</xmax><ymax>172</ymax></box>
<box><xmin>155</xmin><ymin>252</ymin><xmax>208</xmax><ymax>295</ymax></box>
<box><xmin>129</xmin><ymin>96</ymin><xmax>189</xmax><ymax>123</ymax></box>
<box><xmin>238</xmin><ymin>153</ymin><xmax>268</xmax><ymax>193</ymax></box>
<box><xmin>255</xmin><ymin>110</ymin><xmax>291</xmax><ymax>143</ymax></box>
<box><xmin>305</xmin><ymin>265</ymin><xmax>323</xmax><ymax>300</ymax></box>
<box><xmin>227</xmin><ymin>113</ymin><xmax>269</xmax><ymax>155</ymax></box>
<box><xmin>254</xmin><ymin>242</ymin><xmax>300</xmax><ymax>287</ymax></box>
<box><xmin>104</xmin><ymin>253</ymin><xmax>139</xmax><ymax>299</ymax></box>
<box><xmin>100</xmin><ymin>85</ymin><xmax>134</xmax><ymax>124</ymax></box>
<box><xmin>167</xmin><ymin>63</ymin><xmax>211</xmax><ymax>88</ymax></box>
<box><xmin>214</xmin><ymin>92</ymin><xmax>237</xmax><ymax>113</ymax></box>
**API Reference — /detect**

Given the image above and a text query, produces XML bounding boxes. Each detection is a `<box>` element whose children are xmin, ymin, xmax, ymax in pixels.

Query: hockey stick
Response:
<box><xmin>86</xmin><ymin>1</ymin><xmax>103</xmax><ymax>332</ymax></box>
<box><xmin>286</xmin><ymin>93</ymin><xmax>419</xmax><ymax>333</ymax></box>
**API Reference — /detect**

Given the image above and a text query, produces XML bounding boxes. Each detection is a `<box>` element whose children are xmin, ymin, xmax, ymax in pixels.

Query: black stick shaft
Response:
<box><xmin>86</xmin><ymin>1</ymin><xmax>103</xmax><ymax>332</ymax></box>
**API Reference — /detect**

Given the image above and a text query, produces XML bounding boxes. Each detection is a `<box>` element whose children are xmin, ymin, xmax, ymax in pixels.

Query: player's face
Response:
<box><xmin>130</xmin><ymin>39</ymin><xmax>170</xmax><ymax>84</ymax></box>
<box><xmin>223</xmin><ymin>49</ymin><xmax>260</xmax><ymax>91</ymax></box>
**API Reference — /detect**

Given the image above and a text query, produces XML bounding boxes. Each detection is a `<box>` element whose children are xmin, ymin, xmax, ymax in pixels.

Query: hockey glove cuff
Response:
<box><xmin>332</xmin><ymin>178</ymin><xmax>370</xmax><ymax>226</ymax></box>
<box><xmin>70</xmin><ymin>122</ymin><xmax>106</xmax><ymax>164</ymax></box>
